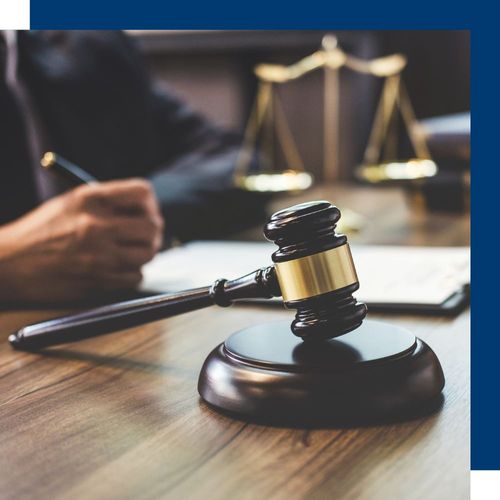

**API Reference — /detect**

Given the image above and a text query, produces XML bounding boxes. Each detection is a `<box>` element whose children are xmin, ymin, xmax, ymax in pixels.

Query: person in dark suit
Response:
<box><xmin>0</xmin><ymin>30</ymin><xmax>266</xmax><ymax>302</ymax></box>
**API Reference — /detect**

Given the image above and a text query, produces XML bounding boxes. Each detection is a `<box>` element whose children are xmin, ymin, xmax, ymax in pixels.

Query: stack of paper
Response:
<box><xmin>142</xmin><ymin>241</ymin><xmax>470</xmax><ymax>311</ymax></box>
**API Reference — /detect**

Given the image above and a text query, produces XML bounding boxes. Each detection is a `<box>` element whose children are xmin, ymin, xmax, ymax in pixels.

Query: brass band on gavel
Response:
<box><xmin>274</xmin><ymin>244</ymin><xmax>358</xmax><ymax>302</ymax></box>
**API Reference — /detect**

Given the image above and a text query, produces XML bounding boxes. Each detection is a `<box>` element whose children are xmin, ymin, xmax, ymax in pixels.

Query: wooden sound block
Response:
<box><xmin>198</xmin><ymin>320</ymin><xmax>445</xmax><ymax>425</ymax></box>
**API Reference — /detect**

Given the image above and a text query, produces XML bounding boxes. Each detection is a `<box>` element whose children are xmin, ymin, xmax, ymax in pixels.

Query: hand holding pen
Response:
<box><xmin>0</xmin><ymin>153</ymin><xmax>164</xmax><ymax>304</ymax></box>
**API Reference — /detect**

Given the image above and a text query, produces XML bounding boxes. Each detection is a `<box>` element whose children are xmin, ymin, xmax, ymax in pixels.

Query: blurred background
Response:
<box><xmin>128</xmin><ymin>29</ymin><xmax>470</xmax><ymax>214</ymax></box>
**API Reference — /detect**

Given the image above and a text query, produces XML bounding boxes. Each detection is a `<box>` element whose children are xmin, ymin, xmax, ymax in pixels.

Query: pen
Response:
<box><xmin>41</xmin><ymin>151</ymin><xmax>98</xmax><ymax>185</ymax></box>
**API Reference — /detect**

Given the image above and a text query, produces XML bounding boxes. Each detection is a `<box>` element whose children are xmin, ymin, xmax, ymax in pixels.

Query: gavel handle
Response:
<box><xmin>9</xmin><ymin>266</ymin><xmax>280</xmax><ymax>350</ymax></box>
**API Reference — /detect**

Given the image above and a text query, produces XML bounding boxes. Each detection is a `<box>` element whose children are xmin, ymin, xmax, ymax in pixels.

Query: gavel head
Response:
<box><xmin>264</xmin><ymin>200</ymin><xmax>367</xmax><ymax>342</ymax></box>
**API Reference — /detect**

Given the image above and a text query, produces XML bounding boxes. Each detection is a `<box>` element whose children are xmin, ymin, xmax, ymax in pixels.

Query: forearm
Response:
<box><xmin>148</xmin><ymin>147</ymin><xmax>269</xmax><ymax>242</ymax></box>
<box><xmin>0</xmin><ymin>220</ymin><xmax>33</xmax><ymax>301</ymax></box>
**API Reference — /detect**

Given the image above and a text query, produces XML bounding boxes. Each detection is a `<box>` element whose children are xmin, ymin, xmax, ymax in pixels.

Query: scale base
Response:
<box><xmin>198</xmin><ymin>320</ymin><xmax>444</xmax><ymax>425</ymax></box>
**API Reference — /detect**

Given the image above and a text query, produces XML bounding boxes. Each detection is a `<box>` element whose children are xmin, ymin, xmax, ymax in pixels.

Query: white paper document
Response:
<box><xmin>142</xmin><ymin>241</ymin><xmax>470</xmax><ymax>306</ymax></box>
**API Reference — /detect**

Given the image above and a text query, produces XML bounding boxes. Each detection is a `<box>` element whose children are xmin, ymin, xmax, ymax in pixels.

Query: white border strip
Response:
<box><xmin>0</xmin><ymin>0</ymin><xmax>29</xmax><ymax>29</ymax></box>
<box><xmin>471</xmin><ymin>471</ymin><xmax>500</xmax><ymax>499</ymax></box>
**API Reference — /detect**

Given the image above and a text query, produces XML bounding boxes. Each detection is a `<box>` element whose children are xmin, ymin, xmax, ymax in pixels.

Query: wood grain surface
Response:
<box><xmin>0</xmin><ymin>185</ymin><xmax>470</xmax><ymax>500</ymax></box>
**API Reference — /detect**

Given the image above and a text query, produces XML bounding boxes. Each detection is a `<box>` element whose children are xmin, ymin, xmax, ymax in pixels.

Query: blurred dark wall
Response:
<box><xmin>133</xmin><ymin>30</ymin><xmax>469</xmax><ymax>180</ymax></box>
<box><xmin>378</xmin><ymin>30</ymin><xmax>470</xmax><ymax>118</ymax></box>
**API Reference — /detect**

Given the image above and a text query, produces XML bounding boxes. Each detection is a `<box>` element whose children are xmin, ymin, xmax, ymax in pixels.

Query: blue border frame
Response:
<box><xmin>31</xmin><ymin>1</ymin><xmax>471</xmax><ymax>30</ymax></box>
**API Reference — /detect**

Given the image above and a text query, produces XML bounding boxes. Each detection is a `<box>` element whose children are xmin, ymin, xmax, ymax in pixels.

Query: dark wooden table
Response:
<box><xmin>0</xmin><ymin>185</ymin><xmax>470</xmax><ymax>500</ymax></box>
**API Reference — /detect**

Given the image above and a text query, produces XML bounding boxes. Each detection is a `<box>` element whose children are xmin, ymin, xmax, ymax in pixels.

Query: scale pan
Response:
<box><xmin>356</xmin><ymin>158</ymin><xmax>438</xmax><ymax>184</ymax></box>
<box><xmin>235</xmin><ymin>170</ymin><xmax>314</xmax><ymax>193</ymax></box>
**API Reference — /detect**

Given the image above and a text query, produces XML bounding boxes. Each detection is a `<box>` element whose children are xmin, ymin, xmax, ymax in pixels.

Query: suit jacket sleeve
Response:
<box><xmin>144</xmin><ymin>83</ymin><xmax>269</xmax><ymax>243</ymax></box>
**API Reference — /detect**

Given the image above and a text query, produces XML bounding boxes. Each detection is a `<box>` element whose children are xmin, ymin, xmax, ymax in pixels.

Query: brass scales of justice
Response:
<box><xmin>233</xmin><ymin>34</ymin><xmax>438</xmax><ymax>208</ymax></box>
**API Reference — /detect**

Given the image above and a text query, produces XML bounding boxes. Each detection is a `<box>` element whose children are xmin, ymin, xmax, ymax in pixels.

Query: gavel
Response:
<box><xmin>9</xmin><ymin>201</ymin><xmax>367</xmax><ymax>350</ymax></box>
<box><xmin>9</xmin><ymin>200</ymin><xmax>445</xmax><ymax>422</ymax></box>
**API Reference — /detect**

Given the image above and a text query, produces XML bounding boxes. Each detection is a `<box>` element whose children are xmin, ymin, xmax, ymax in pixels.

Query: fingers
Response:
<box><xmin>97</xmin><ymin>270</ymin><xmax>143</xmax><ymax>291</ymax></box>
<box><xmin>73</xmin><ymin>220</ymin><xmax>160</xmax><ymax>271</ymax></box>
<box><xmin>71</xmin><ymin>253</ymin><xmax>145</xmax><ymax>291</ymax></box>
<box><xmin>62</xmin><ymin>179</ymin><xmax>163</xmax><ymax>295</ymax></box>
<box><xmin>73</xmin><ymin>179</ymin><xmax>162</xmax><ymax>219</ymax></box>
<box><xmin>110</xmin><ymin>215</ymin><xmax>164</xmax><ymax>250</ymax></box>
<box><xmin>113</xmin><ymin>244</ymin><xmax>157</xmax><ymax>269</ymax></box>
<box><xmin>69</xmin><ymin>180</ymin><xmax>164</xmax><ymax>249</ymax></box>
<box><xmin>100</xmin><ymin>178</ymin><xmax>162</xmax><ymax>218</ymax></box>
